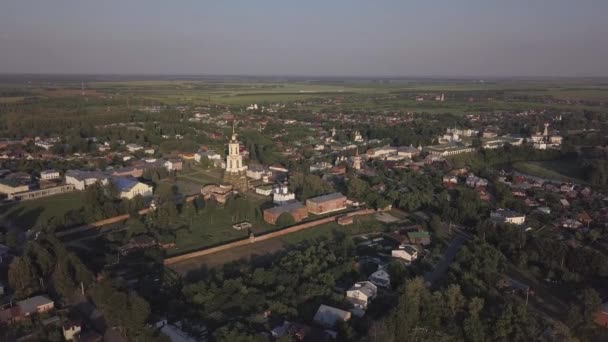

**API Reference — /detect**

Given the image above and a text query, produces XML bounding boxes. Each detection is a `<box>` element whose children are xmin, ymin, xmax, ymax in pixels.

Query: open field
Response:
<box><xmin>512</xmin><ymin>159</ymin><xmax>587</xmax><ymax>183</ymax></box>
<box><xmin>0</xmin><ymin>192</ymin><xmax>86</xmax><ymax>230</ymax></box>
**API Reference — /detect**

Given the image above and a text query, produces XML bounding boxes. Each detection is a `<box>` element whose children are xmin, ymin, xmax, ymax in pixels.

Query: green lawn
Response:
<box><xmin>512</xmin><ymin>160</ymin><xmax>587</xmax><ymax>183</ymax></box>
<box><xmin>168</xmin><ymin>196</ymin><xmax>274</xmax><ymax>256</ymax></box>
<box><xmin>0</xmin><ymin>192</ymin><xmax>86</xmax><ymax>230</ymax></box>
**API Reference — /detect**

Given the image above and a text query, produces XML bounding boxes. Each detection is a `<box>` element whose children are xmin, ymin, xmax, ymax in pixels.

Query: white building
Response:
<box><xmin>111</xmin><ymin>177</ymin><xmax>153</xmax><ymax>199</ymax></box>
<box><xmin>366</xmin><ymin>145</ymin><xmax>397</xmax><ymax>159</ymax></box>
<box><xmin>65</xmin><ymin>170</ymin><xmax>108</xmax><ymax>190</ymax></box>
<box><xmin>273</xmin><ymin>183</ymin><xmax>295</xmax><ymax>205</ymax></box>
<box><xmin>466</xmin><ymin>174</ymin><xmax>488</xmax><ymax>188</ymax></box>
<box><xmin>40</xmin><ymin>169</ymin><xmax>60</xmax><ymax>181</ymax></box>
<box><xmin>491</xmin><ymin>209</ymin><xmax>526</xmax><ymax>225</ymax></box>
<box><xmin>247</xmin><ymin>165</ymin><xmax>266</xmax><ymax>180</ymax></box>
<box><xmin>126</xmin><ymin>143</ymin><xmax>143</xmax><ymax>153</ymax></box>
<box><xmin>346</xmin><ymin>281</ymin><xmax>377</xmax><ymax>310</ymax></box>
<box><xmin>255</xmin><ymin>185</ymin><xmax>273</xmax><ymax>196</ymax></box>
<box><xmin>391</xmin><ymin>245</ymin><xmax>418</xmax><ymax>262</ymax></box>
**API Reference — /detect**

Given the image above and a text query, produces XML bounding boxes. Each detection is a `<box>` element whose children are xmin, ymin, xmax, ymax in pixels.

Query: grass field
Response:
<box><xmin>0</xmin><ymin>192</ymin><xmax>86</xmax><ymax>230</ymax></box>
<box><xmin>512</xmin><ymin>160</ymin><xmax>587</xmax><ymax>183</ymax></box>
<box><xmin>169</xmin><ymin>214</ymin><xmax>387</xmax><ymax>273</ymax></box>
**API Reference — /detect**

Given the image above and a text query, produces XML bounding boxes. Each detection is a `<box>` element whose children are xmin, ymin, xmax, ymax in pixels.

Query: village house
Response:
<box><xmin>263</xmin><ymin>201</ymin><xmax>308</xmax><ymax>225</ymax></box>
<box><xmin>164</xmin><ymin>158</ymin><xmax>183</xmax><ymax>172</ymax></box>
<box><xmin>306</xmin><ymin>192</ymin><xmax>347</xmax><ymax>215</ymax></box>
<box><xmin>491</xmin><ymin>209</ymin><xmax>526</xmax><ymax>225</ymax></box>
<box><xmin>0</xmin><ymin>295</ymin><xmax>57</xmax><ymax>323</ymax></box>
<box><xmin>125</xmin><ymin>143</ymin><xmax>143</xmax><ymax>153</ymax></box>
<box><xmin>369</xmin><ymin>269</ymin><xmax>391</xmax><ymax>288</ymax></box>
<box><xmin>466</xmin><ymin>174</ymin><xmax>489</xmax><ymax>188</ymax></box>
<box><xmin>62</xmin><ymin>321</ymin><xmax>82</xmax><ymax>341</ymax></box>
<box><xmin>346</xmin><ymin>281</ymin><xmax>377</xmax><ymax>311</ymax></box>
<box><xmin>391</xmin><ymin>245</ymin><xmax>419</xmax><ymax>262</ymax></box>
<box><xmin>313</xmin><ymin>305</ymin><xmax>352</xmax><ymax>328</ymax></box>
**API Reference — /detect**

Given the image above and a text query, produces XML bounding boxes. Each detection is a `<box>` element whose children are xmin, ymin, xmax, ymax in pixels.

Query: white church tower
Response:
<box><xmin>223</xmin><ymin>121</ymin><xmax>249</xmax><ymax>191</ymax></box>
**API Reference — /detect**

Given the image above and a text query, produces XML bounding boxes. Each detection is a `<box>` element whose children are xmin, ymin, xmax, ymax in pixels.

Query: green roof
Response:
<box><xmin>407</xmin><ymin>231</ymin><xmax>430</xmax><ymax>239</ymax></box>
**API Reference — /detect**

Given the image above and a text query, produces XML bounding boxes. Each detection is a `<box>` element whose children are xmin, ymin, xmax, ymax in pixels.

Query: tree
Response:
<box><xmin>276</xmin><ymin>213</ymin><xmax>295</xmax><ymax>228</ymax></box>
<box><xmin>445</xmin><ymin>284</ymin><xmax>465</xmax><ymax>316</ymax></box>
<box><xmin>8</xmin><ymin>256</ymin><xmax>38</xmax><ymax>298</ymax></box>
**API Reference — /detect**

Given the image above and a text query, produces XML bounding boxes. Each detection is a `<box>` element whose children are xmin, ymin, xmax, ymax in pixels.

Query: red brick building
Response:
<box><xmin>264</xmin><ymin>201</ymin><xmax>308</xmax><ymax>225</ymax></box>
<box><xmin>306</xmin><ymin>193</ymin><xmax>347</xmax><ymax>215</ymax></box>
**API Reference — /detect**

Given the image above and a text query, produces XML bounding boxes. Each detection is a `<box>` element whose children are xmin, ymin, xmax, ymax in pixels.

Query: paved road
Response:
<box><xmin>423</xmin><ymin>229</ymin><xmax>471</xmax><ymax>285</ymax></box>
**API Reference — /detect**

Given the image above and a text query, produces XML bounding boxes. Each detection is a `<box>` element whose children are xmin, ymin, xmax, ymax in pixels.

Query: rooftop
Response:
<box><xmin>307</xmin><ymin>192</ymin><xmax>346</xmax><ymax>204</ymax></box>
<box><xmin>265</xmin><ymin>201</ymin><xmax>305</xmax><ymax>215</ymax></box>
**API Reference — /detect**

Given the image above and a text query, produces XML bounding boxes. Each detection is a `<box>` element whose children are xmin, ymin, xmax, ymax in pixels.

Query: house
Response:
<box><xmin>577</xmin><ymin>211</ymin><xmax>592</xmax><ymax>225</ymax></box>
<box><xmin>369</xmin><ymin>269</ymin><xmax>391</xmax><ymax>288</ymax></box>
<box><xmin>40</xmin><ymin>169</ymin><xmax>61</xmax><ymax>181</ymax></box>
<box><xmin>491</xmin><ymin>209</ymin><xmax>526</xmax><ymax>225</ymax></box>
<box><xmin>65</xmin><ymin>170</ymin><xmax>107</xmax><ymax>190</ymax></box>
<box><xmin>125</xmin><ymin>143</ymin><xmax>143</xmax><ymax>153</ymax></box>
<box><xmin>255</xmin><ymin>184</ymin><xmax>273</xmax><ymax>196</ymax></box>
<box><xmin>111</xmin><ymin>177</ymin><xmax>153</xmax><ymax>199</ymax></box>
<box><xmin>62</xmin><ymin>321</ymin><xmax>82</xmax><ymax>341</ymax></box>
<box><xmin>391</xmin><ymin>245</ymin><xmax>418</xmax><ymax>262</ymax></box>
<box><xmin>165</xmin><ymin>159</ymin><xmax>183</xmax><ymax>172</ymax></box>
<box><xmin>442</xmin><ymin>175</ymin><xmax>458</xmax><ymax>186</ymax></box>
<box><xmin>17</xmin><ymin>295</ymin><xmax>54</xmax><ymax>316</ymax></box>
<box><xmin>313</xmin><ymin>305</ymin><xmax>351</xmax><ymax>328</ymax></box>
<box><xmin>466</xmin><ymin>174</ymin><xmax>488</xmax><ymax>188</ymax></box>
<box><xmin>407</xmin><ymin>230</ymin><xmax>431</xmax><ymax>246</ymax></box>
<box><xmin>306</xmin><ymin>192</ymin><xmax>347</xmax><ymax>215</ymax></box>
<box><xmin>346</xmin><ymin>281</ymin><xmax>377</xmax><ymax>310</ymax></box>
<box><xmin>263</xmin><ymin>201</ymin><xmax>308</xmax><ymax>225</ymax></box>
<box><xmin>562</xmin><ymin>219</ymin><xmax>583</xmax><ymax>229</ymax></box>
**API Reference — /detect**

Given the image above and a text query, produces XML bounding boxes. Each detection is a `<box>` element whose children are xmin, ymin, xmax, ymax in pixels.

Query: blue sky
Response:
<box><xmin>1</xmin><ymin>0</ymin><xmax>607</xmax><ymax>76</ymax></box>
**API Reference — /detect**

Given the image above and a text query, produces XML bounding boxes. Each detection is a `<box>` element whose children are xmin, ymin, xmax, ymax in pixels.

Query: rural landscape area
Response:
<box><xmin>1</xmin><ymin>1</ymin><xmax>608</xmax><ymax>341</ymax></box>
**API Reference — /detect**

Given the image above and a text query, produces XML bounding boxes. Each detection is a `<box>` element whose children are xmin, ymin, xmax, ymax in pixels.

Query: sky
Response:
<box><xmin>1</xmin><ymin>0</ymin><xmax>607</xmax><ymax>77</ymax></box>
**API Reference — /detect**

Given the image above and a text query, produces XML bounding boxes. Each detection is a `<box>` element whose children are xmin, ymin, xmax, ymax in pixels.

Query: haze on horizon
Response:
<box><xmin>1</xmin><ymin>0</ymin><xmax>607</xmax><ymax>78</ymax></box>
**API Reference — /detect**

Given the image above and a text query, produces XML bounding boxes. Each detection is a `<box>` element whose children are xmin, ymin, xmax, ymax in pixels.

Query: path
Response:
<box><xmin>424</xmin><ymin>228</ymin><xmax>471</xmax><ymax>285</ymax></box>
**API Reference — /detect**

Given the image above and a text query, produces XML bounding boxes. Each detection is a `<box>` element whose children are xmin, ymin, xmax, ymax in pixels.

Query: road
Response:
<box><xmin>423</xmin><ymin>229</ymin><xmax>471</xmax><ymax>286</ymax></box>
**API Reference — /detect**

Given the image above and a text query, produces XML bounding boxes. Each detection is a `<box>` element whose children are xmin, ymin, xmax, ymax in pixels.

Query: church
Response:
<box><xmin>223</xmin><ymin>122</ymin><xmax>249</xmax><ymax>191</ymax></box>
